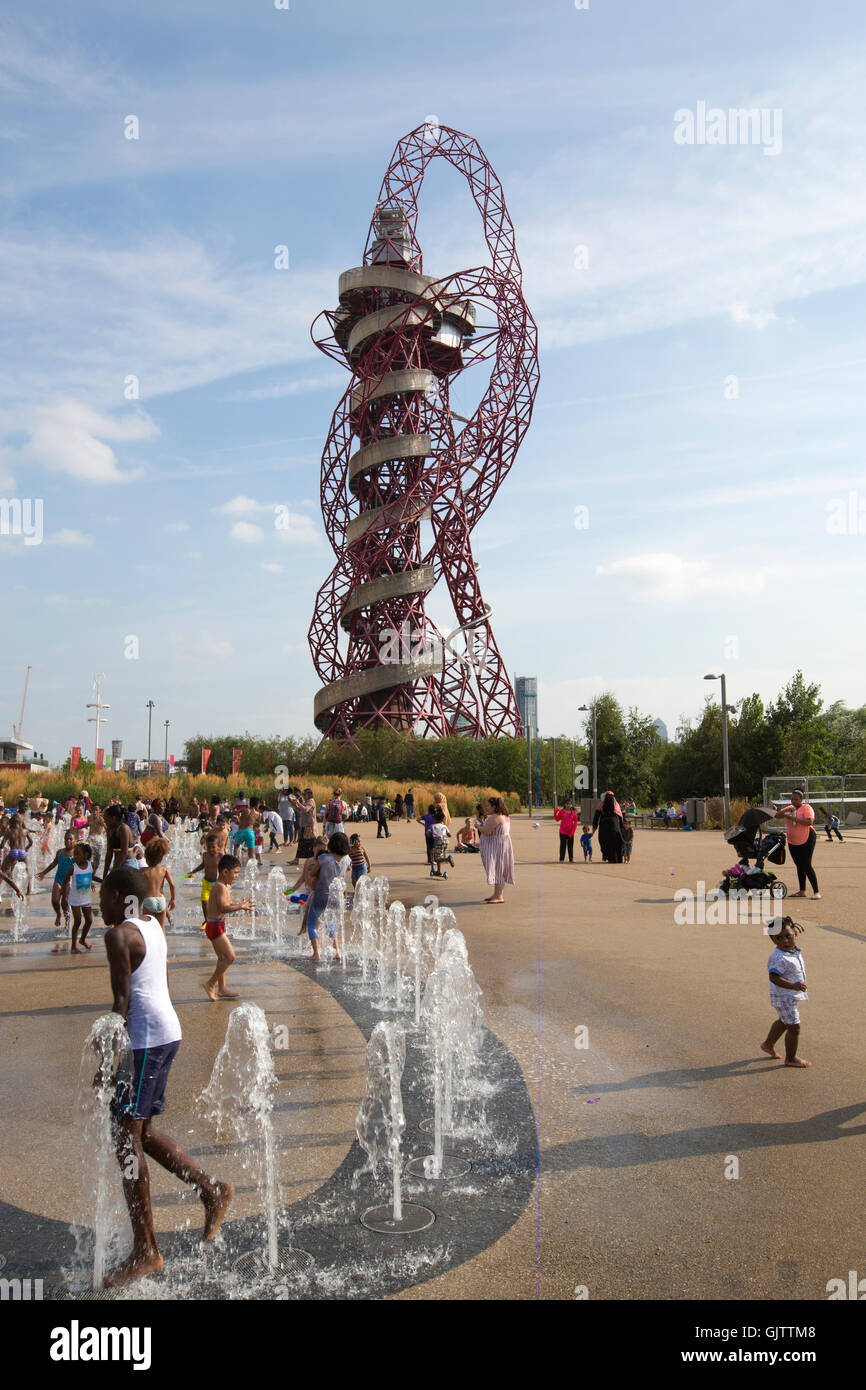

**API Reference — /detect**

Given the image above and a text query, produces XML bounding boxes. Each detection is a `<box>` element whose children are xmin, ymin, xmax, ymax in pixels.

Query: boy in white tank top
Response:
<box><xmin>99</xmin><ymin>865</ymin><xmax>234</xmax><ymax>1288</ymax></box>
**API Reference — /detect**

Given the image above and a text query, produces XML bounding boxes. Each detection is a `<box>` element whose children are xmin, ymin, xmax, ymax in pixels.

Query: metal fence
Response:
<box><xmin>762</xmin><ymin>774</ymin><xmax>866</xmax><ymax>826</ymax></box>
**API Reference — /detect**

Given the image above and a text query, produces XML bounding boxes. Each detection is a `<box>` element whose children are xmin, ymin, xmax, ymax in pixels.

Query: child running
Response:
<box><xmin>579</xmin><ymin>826</ymin><xmax>593</xmax><ymax>862</ymax></box>
<box><xmin>189</xmin><ymin>832</ymin><xmax>222</xmax><ymax>933</ymax></box>
<box><xmin>1</xmin><ymin>814</ymin><xmax>34</xmax><ymax>895</ymax></box>
<box><xmin>760</xmin><ymin>917</ymin><xmax>810</xmax><ymax>1068</ymax></box>
<box><xmin>60</xmin><ymin>842</ymin><xmax>101</xmax><ymax>952</ymax></box>
<box><xmin>142</xmin><ymin>836</ymin><xmax>177</xmax><ymax>931</ymax></box>
<box><xmin>38</xmin><ymin>829</ymin><xmax>76</xmax><ymax>927</ymax></box>
<box><xmin>202</xmin><ymin>854</ymin><xmax>252</xmax><ymax>1001</ymax></box>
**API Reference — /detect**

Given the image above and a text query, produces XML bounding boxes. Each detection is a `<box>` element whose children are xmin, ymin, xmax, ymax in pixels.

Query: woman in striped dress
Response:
<box><xmin>478</xmin><ymin>796</ymin><xmax>515</xmax><ymax>904</ymax></box>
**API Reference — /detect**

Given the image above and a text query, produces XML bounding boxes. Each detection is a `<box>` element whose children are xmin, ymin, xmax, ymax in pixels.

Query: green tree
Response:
<box><xmin>728</xmin><ymin>693</ymin><xmax>778</xmax><ymax>800</ymax></box>
<box><xmin>623</xmin><ymin>707</ymin><xmax>663</xmax><ymax>805</ymax></box>
<box><xmin>582</xmin><ymin>693</ymin><xmax>630</xmax><ymax>797</ymax></box>
<box><xmin>820</xmin><ymin>701</ymin><xmax>866</xmax><ymax>770</ymax></box>
<box><xmin>767</xmin><ymin>672</ymin><xmax>831</xmax><ymax>775</ymax></box>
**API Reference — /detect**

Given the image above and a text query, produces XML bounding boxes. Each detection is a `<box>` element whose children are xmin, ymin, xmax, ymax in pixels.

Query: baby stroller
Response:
<box><xmin>718</xmin><ymin>806</ymin><xmax>787</xmax><ymax>899</ymax></box>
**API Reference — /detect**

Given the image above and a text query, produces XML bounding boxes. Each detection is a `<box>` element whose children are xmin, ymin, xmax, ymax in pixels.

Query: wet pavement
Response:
<box><xmin>1</xmin><ymin>821</ymin><xmax>864</xmax><ymax>1300</ymax></box>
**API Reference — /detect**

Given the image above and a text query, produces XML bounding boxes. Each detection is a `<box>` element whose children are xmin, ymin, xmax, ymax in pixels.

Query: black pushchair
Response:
<box><xmin>719</xmin><ymin>805</ymin><xmax>787</xmax><ymax>898</ymax></box>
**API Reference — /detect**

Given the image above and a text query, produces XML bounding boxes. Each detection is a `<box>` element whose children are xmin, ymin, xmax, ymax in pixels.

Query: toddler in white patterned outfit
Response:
<box><xmin>760</xmin><ymin>917</ymin><xmax>810</xmax><ymax>1068</ymax></box>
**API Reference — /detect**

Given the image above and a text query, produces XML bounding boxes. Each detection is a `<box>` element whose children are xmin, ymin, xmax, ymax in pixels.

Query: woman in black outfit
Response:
<box><xmin>592</xmin><ymin>791</ymin><xmax>624</xmax><ymax>863</ymax></box>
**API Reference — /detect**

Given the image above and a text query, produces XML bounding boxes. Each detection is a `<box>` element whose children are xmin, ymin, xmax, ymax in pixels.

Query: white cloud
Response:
<box><xmin>274</xmin><ymin>511</ymin><xmax>322</xmax><ymax>546</ymax></box>
<box><xmin>215</xmin><ymin>496</ymin><xmax>269</xmax><ymax>516</ymax></box>
<box><xmin>44</xmin><ymin>528</ymin><xmax>93</xmax><ymax>547</ymax></box>
<box><xmin>10</xmin><ymin>400</ymin><xmax>157</xmax><ymax>483</ymax></box>
<box><xmin>260</xmin><ymin>561</ymin><xmax>282</xmax><ymax>574</ymax></box>
<box><xmin>165</xmin><ymin>521</ymin><xmax>190</xmax><ymax>533</ymax></box>
<box><xmin>730</xmin><ymin>303</ymin><xmax>779</xmax><ymax>330</ymax></box>
<box><xmin>216</xmin><ymin>497</ymin><xmax>322</xmax><ymax>546</ymax></box>
<box><xmin>596</xmin><ymin>552</ymin><xmax>774</xmax><ymax>601</ymax></box>
<box><xmin>231</xmin><ymin>521</ymin><xmax>264</xmax><ymax>543</ymax></box>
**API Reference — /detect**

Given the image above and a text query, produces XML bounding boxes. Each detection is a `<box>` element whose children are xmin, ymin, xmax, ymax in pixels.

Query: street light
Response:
<box><xmin>86</xmin><ymin>673</ymin><xmax>110</xmax><ymax>767</ymax></box>
<box><xmin>164</xmin><ymin>719</ymin><xmax>170</xmax><ymax>767</ymax></box>
<box><xmin>146</xmin><ymin>700</ymin><xmax>155</xmax><ymax>764</ymax></box>
<box><xmin>704</xmin><ymin>674</ymin><xmax>733</xmax><ymax>831</ymax></box>
<box><xmin>578</xmin><ymin>704</ymin><xmax>598</xmax><ymax>804</ymax></box>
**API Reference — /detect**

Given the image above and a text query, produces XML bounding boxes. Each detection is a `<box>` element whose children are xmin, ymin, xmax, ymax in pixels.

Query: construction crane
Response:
<box><xmin>12</xmin><ymin>666</ymin><xmax>31</xmax><ymax>743</ymax></box>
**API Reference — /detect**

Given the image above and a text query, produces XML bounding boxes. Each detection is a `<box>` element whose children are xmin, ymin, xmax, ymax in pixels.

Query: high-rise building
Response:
<box><xmin>515</xmin><ymin>676</ymin><xmax>538</xmax><ymax>737</ymax></box>
<box><xmin>653</xmin><ymin>717</ymin><xmax>669</xmax><ymax>742</ymax></box>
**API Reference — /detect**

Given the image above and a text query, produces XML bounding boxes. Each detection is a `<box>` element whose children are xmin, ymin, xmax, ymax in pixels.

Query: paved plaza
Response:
<box><xmin>1</xmin><ymin>818</ymin><xmax>863</xmax><ymax>1300</ymax></box>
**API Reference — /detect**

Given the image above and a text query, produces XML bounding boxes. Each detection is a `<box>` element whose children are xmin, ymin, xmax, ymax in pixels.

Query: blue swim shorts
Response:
<box><xmin>114</xmin><ymin>1040</ymin><xmax>181</xmax><ymax>1121</ymax></box>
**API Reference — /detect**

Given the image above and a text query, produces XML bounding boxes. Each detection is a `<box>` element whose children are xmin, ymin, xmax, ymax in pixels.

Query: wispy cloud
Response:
<box><xmin>596</xmin><ymin>552</ymin><xmax>778</xmax><ymax>601</ymax></box>
<box><xmin>44</xmin><ymin>528</ymin><xmax>93</xmax><ymax>547</ymax></box>
<box><xmin>225</xmin><ymin>372</ymin><xmax>344</xmax><ymax>402</ymax></box>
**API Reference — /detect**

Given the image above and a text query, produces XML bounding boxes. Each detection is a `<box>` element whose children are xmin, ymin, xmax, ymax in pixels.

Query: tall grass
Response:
<box><xmin>0</xmin><ymin>770</ymin><xmax>521</xmax><ymax>819</ymax></box>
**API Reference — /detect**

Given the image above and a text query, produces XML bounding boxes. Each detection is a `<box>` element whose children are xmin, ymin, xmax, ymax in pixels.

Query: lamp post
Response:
<box><xmin>164</xmin><ymin>719</ymin><xmax>170</xmax><ymax>767</ymax></box>
<box><xmin>86</xmin><ymin>673</ymin><xmax>110</xmax><ymax>767</ymax></box>
<box><xmin>704</xmin><ymin>674</ymin><xmax>732</xmax><ymax>831</ymax></box>
<box><xmin>527</xmin><ymin>726</ymin><xmax>533</xmax><ymax>817</ymax></box>
<box><xmin>579</xmin><ymin>704</ymin><xmax>598</xmax><ymax>804</ymax></box>
<box><xmin>146</xmin><ymin>700</ymin><xmax>155</xmax><ymax>764</ymax></box>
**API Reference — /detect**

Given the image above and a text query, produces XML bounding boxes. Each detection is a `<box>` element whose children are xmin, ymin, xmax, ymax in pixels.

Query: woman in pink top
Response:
<box><xmin>477</xmin><ymin>796</ymin><xmax>515</xmax><ymax>904</ymax></box>
<box><xmin>554</xmin><ymin>799</ymin><xmax>579</xmax><ymax>863</ymax></box>
<box><xmin>779</xmin><ymin>789</ymin><xmax>820</xmax><ymax>899</ymax></box>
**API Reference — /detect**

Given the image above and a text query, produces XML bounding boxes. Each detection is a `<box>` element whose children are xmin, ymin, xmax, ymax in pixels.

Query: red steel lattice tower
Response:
<box><xmin>309</xmin><ymin>123</ymin><xmax>539</xmax><ymax>743</ymax></box>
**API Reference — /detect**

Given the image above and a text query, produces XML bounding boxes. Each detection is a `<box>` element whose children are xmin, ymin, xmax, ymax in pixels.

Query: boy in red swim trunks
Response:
<box><xmin>202</xmin><ymin>854</ymin><xmax>251</xmax><ymax>1002</ymax></box>
<box><xmin>189</xmin><ymin>832</ymin><xmax>221</xmax><ymax>932</ymax></box>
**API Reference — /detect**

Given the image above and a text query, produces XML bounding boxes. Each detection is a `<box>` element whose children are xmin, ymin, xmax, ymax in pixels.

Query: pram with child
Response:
<box><xmin>718</xmin><ymin>806</ymin><xmax>787</xmax><ymax>899</ymax></box>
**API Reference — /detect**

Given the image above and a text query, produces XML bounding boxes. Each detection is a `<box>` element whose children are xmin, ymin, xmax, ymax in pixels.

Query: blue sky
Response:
<box><xmin>2</xmin><ymin>0</ymin><xmax>865</xmax><ymax>763</ymax></box>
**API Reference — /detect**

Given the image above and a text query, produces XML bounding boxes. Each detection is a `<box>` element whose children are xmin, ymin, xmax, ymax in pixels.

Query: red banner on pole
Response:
<box><xmin>202</xmin><ymin>748</ymin><xmax>212</xmax><ymax>774</ymax></box>
<box><xmin>232</xmin><ymin>747</ymin><xmax>242</xmax><ymax>776</ymax></box>
<box><xmin>71</xmin><ymin>747</ymin><xmax>81</xmax><ymax>772</ymax></box>
<box><xmin>96</xmin><ymin>747</ymin><xmax>104</xmax><ymax>771</ymax></box>
<box><xmin>169</xmin><ymin>754</ymin><xmax>175</xmax><ymax>767</ymax></box>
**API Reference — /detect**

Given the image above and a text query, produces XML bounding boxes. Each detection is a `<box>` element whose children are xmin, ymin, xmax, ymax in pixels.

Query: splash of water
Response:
<box><xmin>351</xmin><ymin>875</ymin><xmax>378</xmax><ymax>985</ymax></box>
<box><xmin>265</xmin><ymin>867</ymin><xmax>288</xmax><ymax>945</ymax></box>
<box><xmin>356</xmin><ymin>1021</ymin><xmax>407</xmax><ymax>1221</ymax></box>
<box><xmin>71</xmin><ymin>1013</ymin><xmax>133</xmax><ymax>1290</ymax></box>
<box><xmin>421</xmin><ymin>930</ymin><xmax>484</xmax><ymax>1176</ymax></box>
<box><xmin>197</xmin><ymin>1003</ymin><xmax>281</xmax><ymax>1267</ymax></box>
